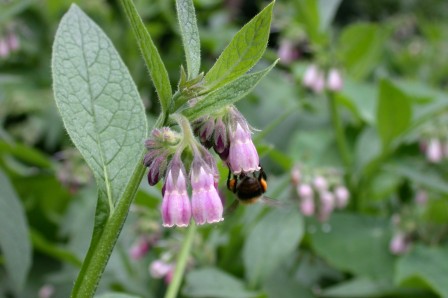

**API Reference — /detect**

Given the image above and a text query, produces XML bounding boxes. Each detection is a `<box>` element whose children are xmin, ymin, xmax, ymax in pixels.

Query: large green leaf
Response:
<box><xmin>376</xmin><ymin>79</ymin><xmax>412</xmax><ymax>149</ymax></box>
<box><xmin>52</xmin><ymin>3</ymin><xmax>147</xmax><ymax>210</ymax></box>
<box><xmin>176</xmin><ymin>0</ymin><xmax>201</xmax><ymax>78</ymax></box>
<box><xmin>183</xmin><ymin>61</ymin><xmax>277</xmax><ymax>121</ymax></box>
<box><xmin>396</xmin><ymin>245</ymin><xmax>448</xmax><ymax>298</ymax></box>
<box><xmin>310</xmin><ymin>213</ymin><xmax>395</xmax><ymax>280</ymax></box>
<box><xmin>0</xmin><ymin>170</ymin><xmax>31</xmax><ymax>294</ymax></box>
<box><xmin>338</xmin><ymin>23</ymin><xmax>385</xmax><ymax>79</ymax></box>
<box><xmin>322</xmin><ymin>277</ymin><xmax>395</xmax><ymax>298</ymax></box>
<box><xmin>204</xmin><ymin>1</ymin><xmax>274</xmax><ymax>90</ymax></box>
<box><xmin>183</xmin><ymin>267</ymin><xmax>259</xmax><ymax>298</ymax></box>
<box><xmin>120</xmin><ymin>0</ymin><xmax>172</xmax><ymax>114</ymax></box>
<box><xmin>243</xmin><ymin>209</ymin><xmax>304</xmax><ymax>288</ymax></box>
<box><xmin>318</xmin><ymin>0</ymin><xmax>342</xmax><ymax>32</ymax></box>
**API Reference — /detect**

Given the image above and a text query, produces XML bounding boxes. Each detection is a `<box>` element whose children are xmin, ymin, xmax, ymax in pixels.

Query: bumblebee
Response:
<box><xmin>226</xmin><ymin>167</ymin><xmax>268</xmax><ymax>204</ymax></box>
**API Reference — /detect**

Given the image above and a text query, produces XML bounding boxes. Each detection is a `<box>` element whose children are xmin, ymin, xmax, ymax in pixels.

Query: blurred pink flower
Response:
<box><xmin>326</xmin><ymin>68</ymin><xmax>343</xmax><ymax>91</ymax></box>
<box><xmin>390</xmin><ymin>232</ymin><xmax>409</xmax><ymax>255</ymax></box>
<box><xmin>426</xmin><ymin>138</ymin><xmax>443</xmax><ymax>163</ymax></box>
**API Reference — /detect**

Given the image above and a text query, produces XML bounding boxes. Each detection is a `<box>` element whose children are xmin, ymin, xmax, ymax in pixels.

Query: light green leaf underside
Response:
<box><xmin>0</xmin><ymin>170</ymin><xmax>31</xmax><ymax>294</ymax></box>
<box><xmin>183</xmin><ymin>60</ymin><xmax>277</xmax><ymax>121</ymax></box>
<box><xmin>52</xmin><ymin>4</ymin><xmax>147</xmax><ymax>207</ymax></box>
<box><xmin>176</xmin><ymin>0</ymin><xmax>201</xmax><ymax>78</ymax></box>
<box><xmin>204</xmin><ymin>1</ymin><xmax>274</xmax><ymax>90</ymax></box>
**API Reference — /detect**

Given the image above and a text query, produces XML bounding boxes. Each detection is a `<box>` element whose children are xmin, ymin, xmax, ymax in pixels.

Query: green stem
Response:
<box><xmin>165</xmin><ymin>224</ymin><xmax>197</xmax><ymax>298</ymax></box>
<box><xmin>70</xmin><ymin>162</ymin><xmax>146</xmax><ymax>298</ymax></box>
<box><xmin>327</xmin><ymin>91</ymin><xmax>351</xmax><ymax>169</ymax></box>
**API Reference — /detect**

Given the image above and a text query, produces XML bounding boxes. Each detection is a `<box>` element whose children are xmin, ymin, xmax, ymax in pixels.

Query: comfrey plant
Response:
<box><xmin>51</xmin><ymin>0</ymin><xmax>275</xmax><ymax>297</ymax></box>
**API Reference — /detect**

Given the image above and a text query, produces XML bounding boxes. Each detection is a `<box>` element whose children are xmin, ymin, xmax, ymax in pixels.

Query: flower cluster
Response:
<box><xmin>193</xmin><ymin>106</ymin><xmax>260</xmax><ymax>174</ymax></box>
<box><xmin>144</xmin><ymin>108</ymin><xmax>260</xmax><ymax>227</ymax></box>
<box><xmin>291</xmin><ymin>165</ymin><xmax>349</xmax><ymax>221</ymax></box>
<box><xmin>149</xmin><ymin>259</ymin><xmax>175</xmax><ymax>284</ymax></box>
<box><xmin>302</xmin><ymin>64</ymin><xmax>343</xmax><ymax>93</ymax></box>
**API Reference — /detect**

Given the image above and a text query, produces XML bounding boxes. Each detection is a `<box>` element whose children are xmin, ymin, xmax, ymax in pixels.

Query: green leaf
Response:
<box><xmin>396</xmin><ymin>245</ymin><xmax>448</xmax><ymax>298</ymax></box>
<box><xmin>318</xmin><ymin>0</ymin><xmax>342</xmax><ymax>32</ymax></box>
<box><xmin>263</xmin><ymin>265</ymin><xmax>314</xmax><ymax>298</ymax></box>
<box><xmin>184</xmin><ymin>60</ymin><xmax>277</xmax><ymax>120</ymax></box>
<box><xmin>52</xmin><ymin>6</ymin><xmax>148</xmax><ymax>297</ymax></box>
<box><xmin>52</xmin><ymin>3</ymin><xmax>147</xmax><ymax>209</ymax></box>
<box><xmin>120</xmin><ymin>0</ymin><xmax>172</xmax><ymax>114</ymax></box>
<box><xmin>294</xmin><ymin>0</ymin><xmax>322</xmax><ymax>44</ymax></box>
<box><xmin>322</xmin><ymin>278</ymin><xmax>396</xmax><ymax>298</ymax></box>
<box><xmin>243</xmin><ymin>209</ymin><xmax>304</xmax><ymax>288</ymax></box>
<box><xmin>310</xmin><ymin>213</ymin><xmax>395</xmax><ymax>280</ymax></box>
<box><xmin>0</xmin><ymin>170</ymin><xmax>31</xmax><ymax>294</ymax></box>
<box><xmin>95</xmin><ymin>294</ymin><xmax>142</xmax><ymax>298</ymax></box>
<box><xmin>376</xmin><ymin>79</ymin><xmax>412</xmax><ymax>149</ymax></box>
<box><xmin>176</xmin><ymin>0</ymin><xmax>201</xmax><ymax>79</ymax></box>
<box><xmin>183</xmin><ymin>267</ymin><xmax>259</xmax><ymax>298</ymax></box>
<box><xmin>338</xmin><ymin>23</ymin><xmax>385</xmax><ymax>79</ymax></box>
<box><xmin>204</xmin><ymin>1</ymin><xmax>274</xmax><ymax>90</ymax></box>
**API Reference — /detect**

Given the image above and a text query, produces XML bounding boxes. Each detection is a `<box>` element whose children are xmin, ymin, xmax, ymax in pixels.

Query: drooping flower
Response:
<box><xmin>129</xmin><ymin>237</ymin><xmax>150</xmax><ymax>260</ymax></box>
<box><xmin>426</xmin><ymin>138</ymin><xmax>443</xmax><ymax>163</ymax></box>
<box><xmin>303</xmin><ymin>64</ymin><xmax>319</xmax><ymax>88</ymax></box>
<box><xmin>318</xmin><ymin>191</ymin><xmax>335</xmax><ymax>221</ymax></box>
<box><xmin>150</xmin><ymin>259</ymin><xmax>174</xmax><ymax>279</ymax></box>
<box><xmin>300</xmin><ymin>196</ymin><xmax>315</xmax><ymax>216</ymax></box>
<box><xmin>190</xmin><ymin>158</ymin><xmax>224</xmax><ymax>225</ymax></box>
<box><xmin>327</xmin><ymin>68</ymin><xmax>343</xmax><ymax>91</ymax></box>
<box><xmin>313</xmin><ymin>175</ymin><xmax>328</xmax><ymax>191</ymax></box>
<box><xmin>278</xmin><ymin>40</ymin><xmax>299</xmax><ymax>64</ymax></box>
<box><xmin>334</xmin><ymin>185</ymin><xmax>350</xmax><ymax>208</ymax></box>
<box><xmin>228</xmin><ymin>122</ymin><xmax>260</xmax><ymax>174</ymax></box>
<box><xmin>161</xmin><ymin>156</ymin><xmax>191</xmax><ymax>227</ymax></box>
<box><xmin>389</xmin><ymin>232</ymin><xmax>410</xmax><ymax>255</ymax></box>
<box><xmin>297</xmin><ymin>184</ymin><xmax>313</xmax><ymax>198</ymax></box>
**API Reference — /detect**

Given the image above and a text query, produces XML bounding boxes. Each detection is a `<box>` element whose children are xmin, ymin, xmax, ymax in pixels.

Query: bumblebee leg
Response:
<box><xmin>226</xmin><ymin>169</ymin><xmax>238</xmax><ymax>193</ymax></box>
<box><xmin>259</xmin><ymin>166</ymin><xmax>267</xmax><ymax>181</ymax></box>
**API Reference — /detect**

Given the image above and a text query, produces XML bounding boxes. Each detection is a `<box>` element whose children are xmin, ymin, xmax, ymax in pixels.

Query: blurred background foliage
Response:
<box><xmin>1</xmin><ymin>0</ymin><xmax>448</xmax><ymax>297</ymax></box>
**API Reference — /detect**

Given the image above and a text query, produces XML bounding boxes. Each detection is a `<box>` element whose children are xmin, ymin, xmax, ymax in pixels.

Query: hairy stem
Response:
<box><xmin>165</xmin><ymin>224</ymin><xmax>197</xmax><ymax>298</ymax></box>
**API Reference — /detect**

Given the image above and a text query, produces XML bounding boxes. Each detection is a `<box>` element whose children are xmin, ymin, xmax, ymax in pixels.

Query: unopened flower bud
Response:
<box><xmin>415</xmin><ymin>190</ymin><xmax>428</xmax><ymax>205</ymax></box>
<box><xmin>334</xmin><ymin>186</ymin><xmax>349</xmax><ymax>208</ymax></box>
<box><xmin>426</xmin><ymin>138</ymin><xmax>443</xmax><ymax>163</ymax></box>
<box><xmin>149</xmin><ymin>260</ymin><xmax>173</xmax><ymax>279</ymax></box>
<box><xmin>129</xmin><ymin>237</ymin><xmax>150</xmax><ymax>260</ymax></box>
<box><xmin>297</xmin><ymin>184</ymin><xmax>313</xmax><ymax>198</ymax></box>
<box><xmin>326</xmin><ymin>68</ymin><xmax>343</xmax><ymax>91</ymax></box>
<box><xmin>38</xmin><ymin>284</ymin><xmax>55</xmax><ymax>298</ymax></box>
<box><xmin>313</xmin><ymin>176</ymin><xmax>328</xmax><ymax>191</ymax></box>
<box><xmin>291</xmin><ymin>166</ymin><xmax>301</xmax><ymax>185</ymax></box>
<box><xmin>303</xmin><ymin>64</ymin><xmax>318</xmax><ymax>88</ymax></box>
<box><xmin>0</xmin><ymin>39</ymin><xmax>9</xmax><ymax>58</ymax></box>
<box><xmin>318</xmin><ymin>191</ymin><xmax>335</xmax><ymax>221</ymax></box>
<box><xmin>389</xmin><ymin>232</ymin><xmax>409</xmax><ymax>255</ymax></box>
<box><xmin>300</xmin><ymin>196</ymin><xmax>315</xmax><ymax>216</ymax></box>
<box><xmin>278</xmin><ymin>40</ymin><xmax>299</xmax><ymax>64</ymax></box>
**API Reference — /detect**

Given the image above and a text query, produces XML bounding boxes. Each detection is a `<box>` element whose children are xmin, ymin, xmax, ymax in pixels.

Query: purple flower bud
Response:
<box><xmin>390</xmin><ymin>232</ymin><xmax>409</xmax><ymax>255</ymax></box>
<box><xmin>147</xmin><ymin>154</ymin><xmax>168</xmax><ymax>186</ymax></box>
<box><xmin>415</xmin><ymin>190</ymin><xmax>428</xmax><ymax>205</ymax></box>
<box><xmin>213</xmin><ymin>117</ymin><xmax>228</xmax><ymax>154</ymax></box>
<box><xmin>129</xmin><ymin>238</ymin><xmax>150</xmax><ymax>260</ymax></box>
<box><xmin>297</xmin><ymin>184</ymin><xmax>313</xmax><ymax>198</ymax></box>
<box><xmin>300</xmin><ymin>196</ymin><xmax>315</xmax><ymax>216</ymax></box>
<box><xmin>318</xmin><ymin>191</ymin><xmax>335</xmax><ymax>221</ymax></box>
<box><xmin>311</xmin><ymin>71</ymin><xmax>325</xmax><ymax>94</ymax></box>
<box><xmin>161</xmin><ymin>159</ymin><xmax>191</xmax><ymax>227</ymax></box>
<box><xmin>191</xmin><ymin>160</ymin><xmax>224</xmax><ymax>225</ymax></box>
<box><xmin>278</xmin><ymin>40</ymin><xmax>299</xmax><ymax>64</ymax></box>
<box><xmin>334</xmin><ymin>186</ymin><xmax>350</xmax><ymax>208</ymax></box>
<box><xmin>426</xmin><ymin>138</ymin><xmax>443</xmax><ymax>163</ymax></box>
<box><xmin>7</xmin><ymin>33</ymin><xmax>19</xmax><ymax>51</ymax></box>
<box><xmin>149</xmin><ymin>260</ymin><xmax>173</xmax><ymax>279</ymax></box>
<box><xmin>291</xmin><ymin>166</ymin><xmax>301</xmax><ymax>185</ymax></box>
<box><xmin>303</xmin><ymin>64</ymin><xmax>319</xmax><ymax>88</ymax></box>
<box><xmin>228</xmin><ymin>123</ymin><xmax>260</xmax><ymax>174</ymax></box>
<box><xmin>0</xmin><ymin>39</ymin><xmax>9</xmax><ymax>58</ymax></box>
<box><xmin>313</xmin><ymin>176</ymin><xmax>328</xmax><ymax>191</ymax></box>
<box><xmin>38</xmin><ymin>285</ymin><xmax>55</xmax><ymax>298</ymax></box>
<box><xmin>326</xmin><ymin>68</ymin><xmax>343</xmax><ymax>91</ymax></box>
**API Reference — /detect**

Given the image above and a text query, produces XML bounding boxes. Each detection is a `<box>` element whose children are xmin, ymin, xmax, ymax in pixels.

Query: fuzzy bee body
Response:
<box><xmin>227</xmin><ymin>167</ymin><xmax>267</xmax><ymax>204</ymax></box>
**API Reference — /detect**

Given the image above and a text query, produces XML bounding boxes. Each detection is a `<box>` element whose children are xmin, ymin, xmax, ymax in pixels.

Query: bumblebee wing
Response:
<box><xmin>260</xmin><ymin>196</ymin><xmax>291</xmax><ymax>209</ymax></box>
<box><xmin>224</xmin><ymin>199</ymin><xmax>240</xmax><ymax>217</ymax></box>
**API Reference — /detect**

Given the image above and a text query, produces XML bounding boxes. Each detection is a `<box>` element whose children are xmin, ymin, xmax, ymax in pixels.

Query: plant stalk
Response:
<box><xmin>327</xmin><ymin>91</ymin><xmax>351</xmax><ymax>169</ymax></box>
<box><xmin>165</xmin><ymin>223</ymin><xmax>197</xmax><ymax>298</ymax></box>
